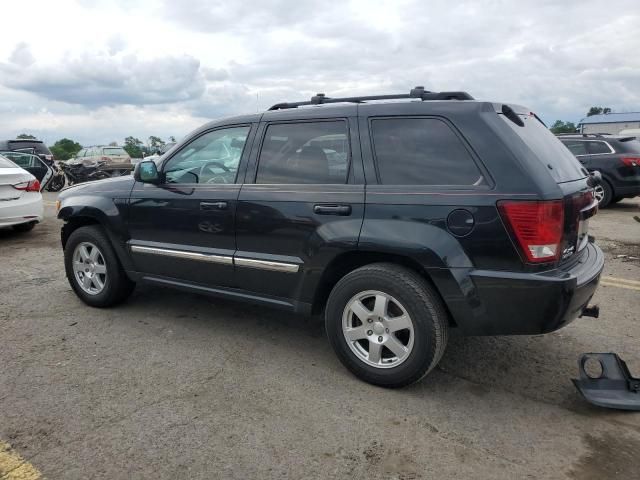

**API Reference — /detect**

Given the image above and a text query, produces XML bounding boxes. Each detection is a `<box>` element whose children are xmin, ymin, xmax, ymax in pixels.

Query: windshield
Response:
<box><xmin>500</xmin><ymin>113</ymin><xmax>586</xmax><ymax>183</ymax></box>
<box><xmin>0</xmin><ymin>155</ymin><xmax>17</xmax><ymax>168</ymax></box>
<box><xmin>103</xmin><ymin>147</ymin><xmax>127</xmax><ymax>156</ymax></box>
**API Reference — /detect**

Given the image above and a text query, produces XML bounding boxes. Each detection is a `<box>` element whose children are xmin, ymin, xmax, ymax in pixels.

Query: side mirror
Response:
<box><xmin>134</xmin><ymin>160</ymin><xmax>161</xmax><ymax>184</ymax></box>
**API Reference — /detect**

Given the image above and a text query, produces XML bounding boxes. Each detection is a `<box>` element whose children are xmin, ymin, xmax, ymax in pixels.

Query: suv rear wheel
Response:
<box><xmin>64</xmin><ymin>225</ymin><xmax>135</xmax><ymax>307</ymax></box>
<box><xmin>325</xmin><ymin>263</ymin><xmax>448</xmax><ymax>388</ymax></box>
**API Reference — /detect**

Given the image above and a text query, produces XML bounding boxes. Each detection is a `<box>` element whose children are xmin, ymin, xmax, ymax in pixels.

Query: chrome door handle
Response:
<box><xmin>313</xmin><ymin>204</ymin><xmax>352</xmax><ymax>216</ymax></box>
<box><xmin>200</xmin><ymin>201</ymin><xmax>228</xmax><ymax>210</ymax></box>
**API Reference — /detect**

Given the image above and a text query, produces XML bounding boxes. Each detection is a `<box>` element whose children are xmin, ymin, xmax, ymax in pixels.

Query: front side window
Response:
<box><xmin>163</xmin><ymin>126</ymin><xmax>250</xmax><ymax>184</ymax></box>
<box><xmin>586</xmin><ymin>141</ymin><xmax>612</xmax><ymax>155</ymax></box>
<box><xmin>371</xmin><ymin>118</ymin><xmax>484</xmax><ymax>186</ymax></box>
<box><xmin>561</xmin><ymin>140</ymin><xmax>588</xmax><ymax>156</ymax></box>
<box><xmin>256</xmin><ymin>121</ymin><xmax>349</xmax><ymax>184</ymax></box>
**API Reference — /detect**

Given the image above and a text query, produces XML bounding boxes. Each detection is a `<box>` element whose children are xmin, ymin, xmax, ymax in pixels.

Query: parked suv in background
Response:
<box><xmin>69</xmin><ymin>145</ymin><xmax>133</xmax><ymax>177</ymax></box>
<box><xmin>558</xmin><ymin>133</ymin><xmax>640</xmax><ymax>207</ymax></box>
<box><xmin>57</xmin><ymin>88</ymin><xmax>603</xmax><ymax>388</ymax></box>
<box><xmin>0</xmin><ymin>139</ymin><xmax>55</xmax><ymax>162</ymax></box>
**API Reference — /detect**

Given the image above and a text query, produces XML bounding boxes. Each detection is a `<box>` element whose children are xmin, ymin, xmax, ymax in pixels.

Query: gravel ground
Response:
<box><xmin>1</xmin><ymin>193</ymin><xmax>639</xmax><ymax>479</ymax></box>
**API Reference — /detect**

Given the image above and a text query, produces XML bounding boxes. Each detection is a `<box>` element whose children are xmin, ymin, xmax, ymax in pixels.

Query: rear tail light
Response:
<box><xmin>13</xmin><ymin>179</ymin><xmax>41</xmax><ymax>192</ymax></box>
<box><xmin>498</xmin><ymin>200</ymin><xmax>564</xmax><ymax>263</ymax></box>
<box><xmin>101</xmin><ymin>156</ymin><xmax>110</xmax><ymax>161</ymax></box>
<box><xmin>621</xmin><ymin>157</ymin><xmax>640</xmax><ymax>167</ymax></box>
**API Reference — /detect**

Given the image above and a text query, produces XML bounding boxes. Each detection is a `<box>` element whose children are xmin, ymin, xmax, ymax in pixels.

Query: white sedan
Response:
<box><xmin>0</xmin><ymin>154</ymin><xmax>43</xmax><ymax>232</ymax></box>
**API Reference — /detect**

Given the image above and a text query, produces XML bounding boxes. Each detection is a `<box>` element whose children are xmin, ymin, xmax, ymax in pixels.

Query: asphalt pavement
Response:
<box><xmin>1</xmin><ymin>192</ymin><xmax>639</xmax><ymax>479</ymax></box>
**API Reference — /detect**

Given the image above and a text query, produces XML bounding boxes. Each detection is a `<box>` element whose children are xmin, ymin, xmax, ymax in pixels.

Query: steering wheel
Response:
<box><xmin>200</xmin><ymin>161</ymin><xmax>230</xmax><ymax>174</ymax></box>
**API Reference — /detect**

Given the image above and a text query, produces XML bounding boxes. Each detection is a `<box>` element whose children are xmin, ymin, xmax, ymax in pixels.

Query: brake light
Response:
<box><xmin>498</xmin><ymin>200</ymin><xmax>564</xmax><ymax>263</ymax></box>
<box><xmin>13</xmin><ymin>179</ymin><xmax>41</xmax><ymax>192</ymax></box>
<box><xmin>621</xmin><ymin>157</ymin><xmax>640</xmax><ymax>167</ymax></box>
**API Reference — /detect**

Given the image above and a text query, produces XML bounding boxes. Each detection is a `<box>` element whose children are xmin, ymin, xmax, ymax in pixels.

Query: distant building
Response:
<box><xmin>578</xmin><ymin>112</ymin><xmax>640</xmax><ymax>134</ymax></box>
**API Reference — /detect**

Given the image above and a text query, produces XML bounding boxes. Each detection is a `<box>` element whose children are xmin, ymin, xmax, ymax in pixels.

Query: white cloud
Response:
<box><xmin>0</xmin><ymin>0</ymin><xmax>638</xmax><ymax>145</ymax></box>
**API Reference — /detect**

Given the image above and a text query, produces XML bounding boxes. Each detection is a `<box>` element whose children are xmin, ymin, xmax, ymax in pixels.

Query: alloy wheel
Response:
<box><xmin>342</xmin><ymin>290</ymin><xmax>414</xmax><ymax>369</ymax></box>
<box><xmin>72</xmin><ymin>242</ymin><xmax>107</xmax><ymax>295</ymax></box>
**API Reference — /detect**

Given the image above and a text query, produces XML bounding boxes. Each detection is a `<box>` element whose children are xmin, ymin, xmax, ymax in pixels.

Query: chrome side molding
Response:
<box><xmin>130</xmin><ymin>245</ymin><xmax>299</xmax><ymax>273</ymax></box>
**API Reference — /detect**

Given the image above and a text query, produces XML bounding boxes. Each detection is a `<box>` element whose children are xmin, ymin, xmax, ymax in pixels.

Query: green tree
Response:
<box><xmin>550</xmin><ymin>120</ymin><xmax>577</xmax><ymax>134</ymax></box>
<box><xmin>108</xmin><ymin>141</ymin><xmax>118</xmax><ymax>146</ymax></box>
<box><xmin>123</xmin><ymin>136</ymin><xmax>144</xmax><ymax>159</ymax></box>
<box><xmin>49</xmin><ymin>138</ymin><xmax>82</xmax><ymax>160</ymax></box>
<box><xmin>17</xmin><ymin>133</ymin><xmax>36</xmax><ymax>139</ymax></box>
<box><xmin>586</xmin><ymin>107</ymin><xmax>612</xmax><ymax>117</ymax></box>
<box><xmin>148</xmin><ymin>135</ymin><xmax>165</xmax><ymax>153</ymax></box>
<box><xmin>169</xmin><ymin>136</ymin><xmax>176</xmax><ymax>142</ymax></box>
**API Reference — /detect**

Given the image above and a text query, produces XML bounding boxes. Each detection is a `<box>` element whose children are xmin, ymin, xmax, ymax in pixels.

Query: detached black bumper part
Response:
<box><xmin>573</xmin><ymin>353</ymin><xmax>640</xmax><ymax>411</ymax></box>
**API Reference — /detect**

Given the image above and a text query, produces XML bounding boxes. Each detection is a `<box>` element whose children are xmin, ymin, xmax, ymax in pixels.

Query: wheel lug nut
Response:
<box><xmin>367</xmin><ymin>318</ymin><xmax>373</xmax><ymax>323</ymax></box>
<box><xmin>367</xmin><ymin>330</ymin><xmax>373</xmax><ymax>336</ymax></box>
<box><xmin>385</xmin><ymin>328</ymin><xmax>389</xmax><ymax>333</ymax></box>
<box><xmin>378</xmin><ymin>336</ymin><xmax>383</xmax><ymax>342</ymax></box>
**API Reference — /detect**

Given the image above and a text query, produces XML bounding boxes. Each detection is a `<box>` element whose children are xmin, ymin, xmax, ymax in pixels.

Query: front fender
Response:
<box><xmin>58</xmin><ymin>195</ymin><xmax>136</xmax><ymax>274</ymax></box>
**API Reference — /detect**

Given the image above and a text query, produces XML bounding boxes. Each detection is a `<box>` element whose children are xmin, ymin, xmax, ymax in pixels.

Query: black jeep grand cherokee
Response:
<box><xmin>58</xmin><ymin>88</ymin><xmax>604</xmax><ymax>387</ymax></box>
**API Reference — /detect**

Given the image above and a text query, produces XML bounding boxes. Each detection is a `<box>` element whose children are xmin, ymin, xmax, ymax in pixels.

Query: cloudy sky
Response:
<box><xmin>0</xmin><ymin>0</ymin><xmax>638</xmax><ymax>146</ymax></box>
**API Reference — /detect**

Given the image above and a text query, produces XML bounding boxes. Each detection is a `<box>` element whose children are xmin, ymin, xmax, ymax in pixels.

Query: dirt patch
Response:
<box><xmin>568</xmin><ymin>431</ymin><xmax>640</xmax><ymax>479</ymax></box>
<box><xmin>598</xmin><ymin>241</ymin><xmax>640</xmax><ymax>265</ymax></box>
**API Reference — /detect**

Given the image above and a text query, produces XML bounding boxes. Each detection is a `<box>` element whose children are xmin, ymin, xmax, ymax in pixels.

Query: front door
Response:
<box><xmin>127</xmin><ymin>125</ymin><xmax>254</xmax><ymax>288</ymax></box>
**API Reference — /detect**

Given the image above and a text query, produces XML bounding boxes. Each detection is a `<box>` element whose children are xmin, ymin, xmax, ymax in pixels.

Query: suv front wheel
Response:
<box><xmin>64</xmin><ymin>225</ymin><xmax>135</xmax><ymax>307</ymax></box>
<box><xmin>325</xmin><ymin>263</ymin><xmax>448</xmax><ymax>388</ymax></box>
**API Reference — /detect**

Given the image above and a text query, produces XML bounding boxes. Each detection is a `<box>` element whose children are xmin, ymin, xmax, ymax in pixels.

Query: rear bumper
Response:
<box><xmin>437</xmin><ymin>242</ymin><xmax>604</xmax><ymax>335</ymax></box>
<box><xmin>0</xmin><ymin>192</ymin><xmax>43</xmax><ymax>228</ymax></box>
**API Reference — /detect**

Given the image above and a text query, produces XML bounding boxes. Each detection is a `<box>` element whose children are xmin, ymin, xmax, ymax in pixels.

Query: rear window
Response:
<box><xmin>617</xmin><ymin>138</ymin><xmax>640</xmax><ymax>154</ymax></box>
<box><xmin>103</xmin><ymin>147</ymin><xmax>127</xmax><ymax>156</ymax></box>
<box><xmin>586</xmin><ymin>141</ymin><xmax>611</xmax><ymax>155</ymax></box>
<box><xmin>500</xmin><ymin>114</ymin><xmax>586</xmax><ymax>183</ymax></box>
<box><xmin>370</xmin><ymin>118</ymin><xmax>485</xmax><ymax>186</ymax></box>
<box><xmin>561</xmin><ymin>140</ymin><xmax>588</xmax><ymax>156</ymax></box>
<box><xmin>0</xmin><ymin>155</ymin><xmax>16</xmax><ymax>168</ymax></box>
<box><xmin>8</xmin><ymin>141</ymin><xmax>51</xmax><ymax>155</ymax></box>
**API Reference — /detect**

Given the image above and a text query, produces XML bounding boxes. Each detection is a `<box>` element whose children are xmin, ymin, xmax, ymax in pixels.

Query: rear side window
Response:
<box><xmin>500</xmin><ymin>114</ymin><xmax>586</xmax><ymax>183</ymax></box>
<box><xmin>370</xmin><ymin>118</ymin><xmax>484</xmax><ymax>186</ymax></box>
<box><xmin>586</xmin><ymin>141</ymin><xmax>611</xmax><ymax>155</ymax></box>
<box><xmin>561</xmin><ymin>140</ymin><xmax>588</xmax><ymax>156</ymax></box>
<box><xmin>257</xmin><ymin>121</ymin><xmax>349</xmax><ymax>184</ymax></box>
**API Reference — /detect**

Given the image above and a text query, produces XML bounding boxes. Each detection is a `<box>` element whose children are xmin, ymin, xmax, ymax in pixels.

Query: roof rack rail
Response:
<box><xmin>556</xmin><ymin>133</ymin><xmax>610</xmax><ymax>138</ymax></box>
<box><xmin>268</xmin><ymin>86</ymin><xmax>474</xmax><ymax>111</ymax></box>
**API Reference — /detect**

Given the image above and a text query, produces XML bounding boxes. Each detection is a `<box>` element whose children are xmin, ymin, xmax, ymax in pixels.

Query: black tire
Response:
<box><xmin>597</xmin><ymin>180</ymin><xmax>614</xmax><ymax>208</ymax></box>
<box><xmin>64</xmin><ymin>225</ymin><xmax>135</xmax><ymax>307</ymax></box>
<box><xmin>12</xmin><ymin>221</ymin><xmax>36</xmax><ymax>232</ymax></box>
<box><xmin>325</xmin><ymin>263</ymin><xmax>448</xmax><ymax>388</ymax></box>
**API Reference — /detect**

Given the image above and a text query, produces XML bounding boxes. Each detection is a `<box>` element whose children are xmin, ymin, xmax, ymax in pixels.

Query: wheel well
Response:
<box><xmin>61</xmin><ymin>216</ymin><xmax>100</xmax><ymax>248</ymax></box>
<box><xmin>311</xmin><ymin>251</ymin><xmax>456</xmax><ymax>326</ymax></box>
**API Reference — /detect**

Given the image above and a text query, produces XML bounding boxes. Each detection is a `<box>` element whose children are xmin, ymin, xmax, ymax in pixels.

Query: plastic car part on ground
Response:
<box><xmin>573</xmin><ymin>353</ymin><xmax>640</xmax><ymax>411</ymax></box>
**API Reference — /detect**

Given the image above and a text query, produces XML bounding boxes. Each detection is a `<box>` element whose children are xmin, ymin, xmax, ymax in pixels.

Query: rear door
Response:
<box><xmin>235</xmin><ymin>116</ymin><xmax>365</xmax><ymax>305</ymax></box>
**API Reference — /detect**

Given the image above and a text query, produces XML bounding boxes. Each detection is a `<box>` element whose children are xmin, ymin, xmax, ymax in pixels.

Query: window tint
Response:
<box><xmin>256</xmin><ymin>121</ymin><xmax>349</xmax><ymax>184</ymax></box>
<box><xmin>163</xmin><ymin>126</ymin><xmax>250</xmax><ymax>184</ymax></box>
<box><xmin>371</xmin><ymin>118</ymin><xmax>484</xmax><ymax>186</ymax></box>
<box><xmin>499</xmin><ymin>114</ymin><xmax>585</xmax><ymax>183</ymax></box>
<box><xmin>561</xmin><ymin>140</ymin><xmax>588</xmax><ymax>156</ymax></box>
<box><xmin>586</xmin><ymin>141</ymin><xmax>611</xmax><ymax>155</ymax></box>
